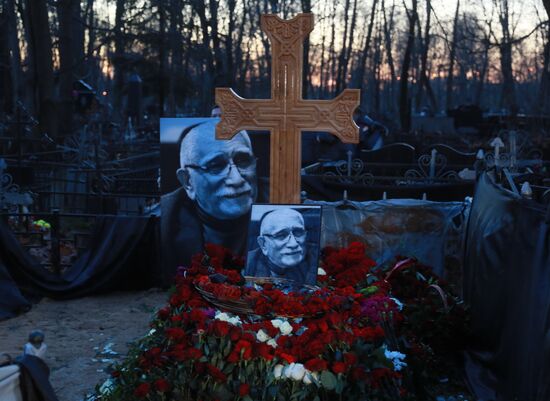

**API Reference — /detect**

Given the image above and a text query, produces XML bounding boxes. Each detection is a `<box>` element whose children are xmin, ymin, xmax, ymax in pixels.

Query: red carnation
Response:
<box><xmin>305</xmin><ymin>358</ymin><xmax>328</xmax><ymax>372</ymax></box>
<box><xmin>343</xmin><ymin>352</ymin><xmax>358</xmax><ymax>366</ymax></box>
<box><xmin>239</xmin><ymin>383</ymin><xmax>250</xmax><ymax>396</ymax></box>
<box><xmin>276</xmin><ymin>351</ymin><xmax>296</xmax><ymax>364</ymax></box>
<box><xmin>134</xmin><ymin>382</ymin><xmax>151</xmax><ymax>398</ymax></box>
<box><xmin>207</xmin><ymin>364</ymin><xmax>227</xmax><ymax>382</ymax></box>
<box><xmin>154</xmin><ymin>378</ymin><xmax>171</xmax><ymax>393</ymax></box>
<box><xmin>254</xmin><ymin>343</ymin><xmax>274</xmax><ymax>361</ymax></box>
<box><xmin>332</xmin><ymin>361</ymin><xmax>347</xmax><ymax>374</ymax></box>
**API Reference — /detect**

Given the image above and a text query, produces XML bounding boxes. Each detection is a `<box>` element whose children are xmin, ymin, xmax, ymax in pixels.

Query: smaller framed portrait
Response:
<box><xmin>243</xmin><ymin>204</ymin><xmax>322</xmax><ymax>286</ymax></box>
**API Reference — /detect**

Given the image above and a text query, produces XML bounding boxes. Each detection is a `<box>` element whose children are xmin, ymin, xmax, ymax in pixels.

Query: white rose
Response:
<box><xmin>273</xmin><ymin>364</ymin><xmax>284</xmax><ymax>379</ymax></box>
<box><xmin>271</xmin><ymin>318</ymin><xmax>283</xmax><ymax>328</ymax></box>
<box><xmin>288</xmin><ymin>363</ymin><xmax>306</xmax><ymax>381</ymax></box>
<box><xmin>317</xmin><ymin>267</ymin><xmax>327</xmax><ymax>276</ymax></box>
<box><xmin>256</xmin><ymin>329</ymin><xmax>270</xmax><ymax>343</ymax></box>
<box><xmin>279</xmin><ymin>321</ymin><xmax>293</xmax><ymax>335</ymax></box>
<box><xmin>302</xmin><ymin>370</ymin><xmax>319</xmax><ymax>384</ymax></box>
<box><xmin>267</xmin><ymin>339</ymin><xmax>278</xmax><ymax>348</ymax></box>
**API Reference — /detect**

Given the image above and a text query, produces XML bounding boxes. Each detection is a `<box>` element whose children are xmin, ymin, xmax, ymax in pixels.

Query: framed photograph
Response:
<box><xmin>243</xmin><ymin>204</ymin><xmax>322</xmax><ymax>286</ymax></box>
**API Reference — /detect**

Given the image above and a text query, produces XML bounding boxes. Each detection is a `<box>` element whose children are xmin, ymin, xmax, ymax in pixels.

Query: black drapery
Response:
<box><xmin>463</xmin><ymin>173</ymin><xmax>550</xmax><ymax>401</ymax></box>
<box><xmin>0</xmin><ymin>216</ymin><xmax>160</xmax><ymax>319</ymax></box>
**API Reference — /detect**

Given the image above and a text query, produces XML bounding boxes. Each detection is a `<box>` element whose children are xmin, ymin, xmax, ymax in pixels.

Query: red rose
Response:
<box><xmin>229</xmin><ymin>326</ymin><xmax>242</xmax><ymax>342</ymax></box>
<box><xmin>234</xmin><ymin>340</ymin><xmax>253</xmax><ymax>360</ymax></box>
<box><xmin>134</xmin><ymin>382</ymin><xmax>151</xmax><ymax>398</ymax></box>
<box><xmin>209</xmin><ymin>320</ymin><xmax>231</xmax><ymax>337</ymax></box>
<box><xmin>207</xmin><ymin>364</ymin><xmax>227</xmax><ymax>382</ymax></box>
<box><xmin>165</xmin><ymin>327</ymin><xmax>187</xmax><ymax>342</ymax></box>
<box><xmin>305</xmin><ymin>358</ymin><xmax>328</xmax><ymax>372</ymax></box>
<box><xmin>239</xmin><ymin>383</ymin><xmax>250</xmax><ymax>396</ymax></box>
<box><xmin>157</xmin><ymin>307</ymin><xmax>170</xmax><ymax>320</ymax></box>
<box><xmin>332</xmin><ymin>361</ymin><xmax>347</xmax><ymax>374</ymax></box>
<box><xmin>254</xmin><ymin>343</ymin><xmax>274</xmax><ymax>361</ymax></box>
<box><xmin>154</xmin><ymin>378</ymin><xmax>171</xmax><ymax>393</ymax></box>
<box><xmin>111</xmin><ymin>370</ymin><xmax>120</xmax><ymax>378</ymax></box>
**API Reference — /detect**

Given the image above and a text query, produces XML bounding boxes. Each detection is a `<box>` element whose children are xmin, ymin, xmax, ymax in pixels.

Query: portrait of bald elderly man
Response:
<box><xmin>161</xmin><ymin>119</ymin><xmax>258</xmax><ymax>283</ymax></box>
<box><xmin>244</xmin><ymin>205</ymin><xmax>322</xmax><ymax>286</ymax></box>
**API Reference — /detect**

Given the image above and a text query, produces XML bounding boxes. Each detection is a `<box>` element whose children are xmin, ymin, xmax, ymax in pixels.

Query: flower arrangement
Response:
<box><xmin>97</xmin><ymin>243</ymin><xmax>469</xmax><ymax>401</ymax></box>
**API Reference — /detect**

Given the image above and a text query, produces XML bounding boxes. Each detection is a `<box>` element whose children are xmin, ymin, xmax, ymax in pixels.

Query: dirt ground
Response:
<box><xmin>0</xmin><ymin>289</ymin><xmax>168</xmax><ymax>401</ymax></box>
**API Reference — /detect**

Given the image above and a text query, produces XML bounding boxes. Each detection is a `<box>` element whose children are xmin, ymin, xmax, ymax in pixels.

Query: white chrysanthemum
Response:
<box><xmin>256</xmin><ymin>329</ymin><xmax>270</xmax><ymax>343</ymax></box>
<box><xmin>279</xmin><ymin>321</ymin><xmax>293</xmax><ymax>335</ymax></box>
<box><xmin>267</xmin><ymin>339</ymin><xmax>278</xmax><ymax>348</ymax></box>
<box><xmin>215</xmin><ymin>311</ymin><xmax>241</xmax><ymax>326</ymax></box>
<box><xmin>271</xmin><ymin>318</ymin><xmax>283</xmax><ymax>328</ymax></box>
<box><xmin>317</xmin><ymin>267</ymin><xmax>327</xmax><ymax>276</ymax></box>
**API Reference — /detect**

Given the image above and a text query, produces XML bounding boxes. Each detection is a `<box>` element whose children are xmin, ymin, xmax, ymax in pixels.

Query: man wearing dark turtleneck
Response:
<box><xmin>244</xmin><ymin>208</ymin><xmax>317</xmax><ymax>286</ymax></box>
<box><xmin>160</xmin><ymin>120</ymin><xmax>257</xmax><ymax>285</ymax></box>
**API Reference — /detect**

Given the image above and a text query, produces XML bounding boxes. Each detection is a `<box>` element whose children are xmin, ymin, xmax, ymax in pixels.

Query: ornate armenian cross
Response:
<box><xmin>215</xmin><ymin>13</ymin><xmax>360</xmax><ymax>204</ymax></box>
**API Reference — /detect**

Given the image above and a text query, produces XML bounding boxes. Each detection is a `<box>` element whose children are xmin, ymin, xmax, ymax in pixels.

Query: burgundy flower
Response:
<box><xmin>154</xmin><ymin>378</ymin><xmax>171</xmax><ymax>393</ymax></box>
<box><xmin>134</xmin><ymin>382</ymin><xmax>151</xmax><ymax>398</ymax></box>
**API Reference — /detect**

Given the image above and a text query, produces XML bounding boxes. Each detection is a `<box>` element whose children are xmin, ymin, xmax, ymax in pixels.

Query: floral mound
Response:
<box><xmin>97</xmin><ymin>243</ymin><xmax>469</xmax><ymax>401</ymax></box>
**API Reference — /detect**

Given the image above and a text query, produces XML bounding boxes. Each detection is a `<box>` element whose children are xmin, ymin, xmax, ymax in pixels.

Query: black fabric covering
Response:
<box><xmin>463</xmin><ymin>173</ymin><xmax>550</xmax><ymax>401</ymax></box>
<box><xmin>15</xmin><ymin>355</ymin><xmax>59</xmax><ymax>401</ymax></box>
<box><xmin>0</xmin><ymin>216</ymin><xmax>160</xmax><ymax>318</ymax></box>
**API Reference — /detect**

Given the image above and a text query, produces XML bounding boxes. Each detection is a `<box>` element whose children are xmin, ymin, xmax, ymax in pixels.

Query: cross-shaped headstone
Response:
<box><xmin>215</xmin><ymin>13</ymin><xmax>360</xmax><ymax>204</ymax></box>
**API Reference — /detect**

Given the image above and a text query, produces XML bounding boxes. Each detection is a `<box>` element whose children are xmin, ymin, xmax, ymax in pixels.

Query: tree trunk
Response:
<box><xmin>191</xmin><ymin>0</ymin><xmax>215</xmax><ymax>112</ymax></box>
<box><xmin>167</xmin><ymin>0</ymin><xmax>183</xmax><ymax>115</ymax></box>
<box><xmin>0</xmin><ymin>5</ymin><xmax>10</xmax><ymax>116</ymax></box>
<box><xmin>158</xmin><ymin>0</ymin><xmax>166</xmax><ymax>116</ymax></box>
<box><xmin>335</xmin><ymin>0</ymin><xmax>351</xmax><ymax>94</ymax></box>
<box><xmin>356</xmin><ymin>0</ymin><xmax>379</xmax><ymax>92</ymax></box>
<box><xmin>25</xmin><ymin>0</ymin><xmax>57</xmax><ymax>137</ymax></box>
<box><xmin>84</xmin><ymin>0</ymin><xmax>97</xmax><ymax>85</ymax></box>
<box><xmin>57</xmin><ymin>0</ymin><xmax>83</xmax><ymax>137</ymax></box>
<box><xmin>537</xmin><ymin>0</ymin><xmax>550</xmax><ymax>114</ymax></box>
<box><xmin>301</xmin><ymin>0</ymin><xmax>312</xmax><ymax>98</ymax></box>
<box><xmin>383</xmin><ymin>0</ymin><xmax>397</xmax><ymax>115</ymax></box>
<box><xmin>416</xmin><ymin>0</ymin><xmax>437</xmax><ymax>113</ymax></box>
<box><xmin>113</xmin><ymin>0</ymin><xmax>125</xmax><ymax>120</ymax></box>
<box><xmin>3</xmin><ymin>0</ymin><xmax>22</xmax><ymax>114</ymax></box>
<box><xmin>341</xmin><ymin>0</ymin><xmax>358</xmax><ymax>90</ymax></box>
<box><xmin>497</xmin><ymin>0</ymin><xmax>517</xmax><ymax>114</ymax></box>
<box><xmin>445</xmin><ymin>0</ymin><xmax>459</xmax><ymax>111</ymax></box>
<box><xmin>328</xmin><ymin>1</ymin><xmax>337</xmax><ymax>96</ymax></box>
<box><xmin>399</xmin><ymin>0</ymin><xmax>417</xmax><ymax>132</ymax></box>
<box><xmin>226</xmin><ymin>0</ymin><xmax>236</xmax><ymax>87</ymax></box>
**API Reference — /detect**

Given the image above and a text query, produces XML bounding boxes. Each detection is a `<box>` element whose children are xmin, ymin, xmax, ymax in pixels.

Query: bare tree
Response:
<box><xmin>399</xmin><ymin>0</ymin><xmax>418</xmax><ymax>132</ymax></box>
<box><xmin>57</xmin><ymin>0</ymin><xmax>84</xmax><ymax>136</ymax></box>
<box><xmin>25</xmin><ymin>0</ymin><xmax>57</xmax><ymax>137</ymax></box>
<box><xmin>446</xmin><ymin>0</ymin><xmax>460</xmax><ymax>110</ymax></box>
<box><xmin>537</xmin><ymin>0</ymin><xmax>550</xmax><ymax>114</ymax></box>
<box><xmin>355</xmin><ymin>0</ymin><xmax>379</xmax><ymax>93</ymax></box>
<box><xmin>415</xmin><ymin>0</ymin><xmax>437</xmax><ymax>113</ymax></box>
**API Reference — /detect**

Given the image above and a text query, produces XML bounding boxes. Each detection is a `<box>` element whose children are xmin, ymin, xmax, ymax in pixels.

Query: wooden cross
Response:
<box><xmin>215</xmin><ymin>13</ymin><xmax>360</xmax><ymax>204</ymax></box>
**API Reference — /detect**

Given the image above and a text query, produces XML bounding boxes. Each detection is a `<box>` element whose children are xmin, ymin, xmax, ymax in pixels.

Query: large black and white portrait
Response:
<box><xmin>160</xmin><ymin>118</ymin><xmax>265</xmax><ymax>285</ymax></box>
<box><xmin>244</xmin><ymin>204</ymin><xmax>322</xmax><ymax>286</ymax></box>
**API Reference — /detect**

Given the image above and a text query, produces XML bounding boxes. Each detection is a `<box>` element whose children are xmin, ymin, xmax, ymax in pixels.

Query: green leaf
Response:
<box><xmin>320</xmin><ymin>370</ymin><xmax>337</xmax><ymax>390</ymax></box>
